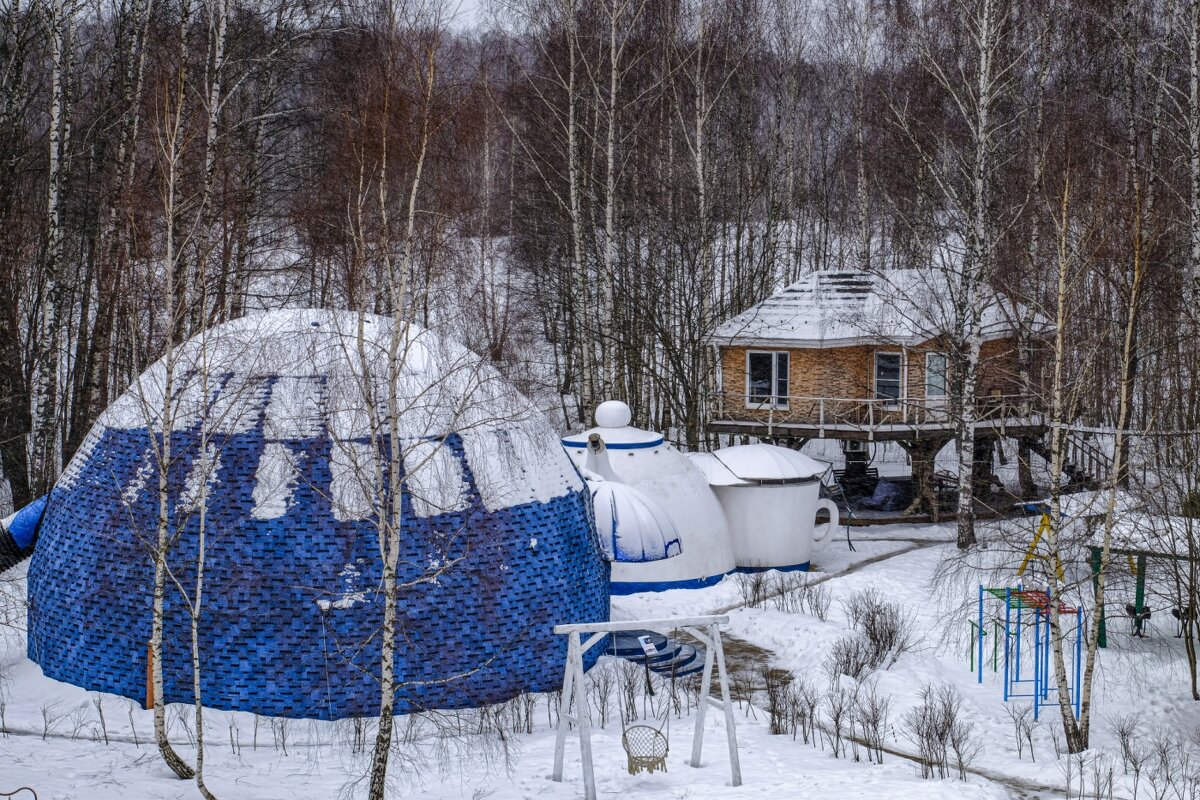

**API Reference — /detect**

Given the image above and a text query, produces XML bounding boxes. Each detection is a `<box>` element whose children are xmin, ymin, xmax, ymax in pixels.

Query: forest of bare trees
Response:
<box><xmin>2</xmin><ymin>0</ymin><xmax>1199</xmax><ymax>517</ymax></box>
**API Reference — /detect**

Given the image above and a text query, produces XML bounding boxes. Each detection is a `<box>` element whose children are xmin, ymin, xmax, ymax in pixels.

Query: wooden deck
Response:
<box><xmin>710</xmin><ymin>415</ymin><xmax>1048</xmax><ymax>441</ymax></box>
<box><xmin>710</xmin><ymin>393</ymin><xmax>1046</xmax><ymax>442</ymax></box>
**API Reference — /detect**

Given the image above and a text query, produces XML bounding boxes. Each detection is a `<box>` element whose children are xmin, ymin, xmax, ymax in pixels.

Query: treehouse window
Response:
<box><xmin>925</xmin><ymin>352</ymin><xmax>948</xmax><ymax>398</ymax></box>
<box><xmin>747</xmin><ymin>351</ymin><xmax>789</xmax><ymax>408</ymax></box>
<box><xmin>874</xmin><ymin>352</ymin><xmax>903</xmax><ymax>406</ymax></box>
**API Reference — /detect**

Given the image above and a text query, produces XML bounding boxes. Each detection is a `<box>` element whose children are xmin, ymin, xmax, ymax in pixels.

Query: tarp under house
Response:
<box><xmin>26</xmin><ymin>309</ymin><xmax>608</xmax><ymax>720</ymax></box>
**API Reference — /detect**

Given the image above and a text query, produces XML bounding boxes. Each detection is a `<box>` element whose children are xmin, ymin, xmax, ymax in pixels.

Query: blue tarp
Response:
<box><xmin>7</xmin><ymin>495</ymin><xmax>47</xmax><ymax>549</ymax></box>
<box><xmin>861</xmin><ymin>479</ymin><xmax>911</xmax><ymax>512</ymax></box>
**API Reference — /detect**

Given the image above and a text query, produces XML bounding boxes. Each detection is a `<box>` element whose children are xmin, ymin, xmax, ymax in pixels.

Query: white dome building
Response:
<box><xmin>27</xmin><ymin>309</ymin><xmax>609</xmax><ymax>719</ymax></box>
<box><xmin>562</xmin><ymin>401</ymin><xmax>735</xmax><ymax>593</ymax></box>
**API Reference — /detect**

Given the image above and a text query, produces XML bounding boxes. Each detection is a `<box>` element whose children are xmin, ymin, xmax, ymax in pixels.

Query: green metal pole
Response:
<box><xmin>1134</xmin><ymin>554</ymin><xmax>1147</xmax><ymax>637</ymax></box>
<box><xmin>1092</xmin><ymin>546</ymin><xmax>1107</xmax><ymax>649</ymax></box>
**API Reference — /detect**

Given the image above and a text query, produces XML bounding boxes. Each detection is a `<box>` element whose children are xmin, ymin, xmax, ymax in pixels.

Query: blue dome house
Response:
<box><xmin>26</xmin><ymin>310</ymin><xmax>609</xmax><ymax>719</ymax></box>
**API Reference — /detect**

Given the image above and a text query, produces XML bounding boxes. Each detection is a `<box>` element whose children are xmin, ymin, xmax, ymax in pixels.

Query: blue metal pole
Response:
<box><xmin>1033</xmin><ymin>609</ymin><xmax>1041</xmax><ymax>721</ymax></box>
<box><xmin>1042</xmin><ymin>611</ymin><xmax>1051</xmax><ymax>699</ymax></box>
<box><xmin>1034</xmin><ymin>611</ymin><xmax>1040</xmax><ymax>695</ymax></box>
<box><xmin>1004</xmin><ymin>587</ymin><xmax>1013</xmax><ymax>701</ymax></box>
<box><xmin>978</xmin><ymin>585</ymin><xmax>985</xmax><ymax>684</ymax></box>
<box><xmin>1015</xmin><ymin>598</ymin><xmax>1023</xmax><ymax>682</ymax></box>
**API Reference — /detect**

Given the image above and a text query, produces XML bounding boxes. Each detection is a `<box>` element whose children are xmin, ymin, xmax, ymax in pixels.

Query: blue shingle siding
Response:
<box><xmin>28</xmin><ymin>417</ymin><xmax>608</xmax><ymax>720</ymax></box>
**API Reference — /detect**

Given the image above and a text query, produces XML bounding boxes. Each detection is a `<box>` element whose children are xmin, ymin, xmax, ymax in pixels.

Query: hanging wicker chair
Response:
<box><xmin>622</xmin><ymin>724</ymin><xmax>669</xmax><ymax>775</ymax></box>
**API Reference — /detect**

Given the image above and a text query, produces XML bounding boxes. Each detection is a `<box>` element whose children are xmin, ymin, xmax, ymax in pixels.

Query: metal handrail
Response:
<box><xmin>715</xmin><ymin>392</ymin><xmax>1041</xmax><ymax>430</ymax></box>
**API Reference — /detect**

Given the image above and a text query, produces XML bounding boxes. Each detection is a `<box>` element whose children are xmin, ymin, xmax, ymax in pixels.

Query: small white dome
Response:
<box><xmin>595</xmin><ymin>400</ymin><xmax>633</xmax><ymax>428</ymax></box>
<box><xmin>589</xmin><ymin>480</ymin><xmax>681</xmax><ymax>563</ymax></box>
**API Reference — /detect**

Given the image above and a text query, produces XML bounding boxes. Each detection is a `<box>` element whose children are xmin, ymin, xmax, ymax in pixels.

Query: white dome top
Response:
<box><xmin>561</xmin><ymin>399</ymin><xmax>663</xmax><ymax>449</ymax></box>
<box><xmin>63</xmin><ymin>309</ymin><xmax>584</xmax><ymax>516</ymax></box>
<box><xmin>594</xmin><ymin>400</ymin><xmax>632</xmax><ymax>428</ymax></box>
<box><xmin>689</xmin><ymin>444</ymin><xmax>830</xmax><ymax>486</ymax></box>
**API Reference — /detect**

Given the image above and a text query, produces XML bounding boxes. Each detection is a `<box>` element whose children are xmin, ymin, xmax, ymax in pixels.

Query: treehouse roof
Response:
<box><xmin>712</xmin><ymin>268</ymin><xmax>1049</xmax><ymax>349</ymax></box>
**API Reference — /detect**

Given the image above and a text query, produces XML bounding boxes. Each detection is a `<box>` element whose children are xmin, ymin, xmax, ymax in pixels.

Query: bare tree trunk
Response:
<box><xmin>68</xmin><ymin>0</ymin><xmax>152</xmax><ymax>459</ymax></box>
<box><xmin>189</xmin><ymin>405</ymin><xmax>218</xmax><ymax>800</ymax></box>
<box><xmin>367</xmin><ymin>17</ymin><xmax>438</xmax><ymax>800</ymax></box>
<box><xmin>1076</xmin><ymin>188</ymin><xmax>1147</xmax><ymax>750</ymax></box>
<box><xmin>193</xmin><ymin>0</ymin><xmax>229</xmax><ymax>329</ymax></box>
<box><xmin>1044</xmin><ymin>174</ymin><xmax>1083</xmax><ymax>751</ymax></box>
<box><xmin>564</xmin><ymin>0</ymin><xmax>593</xmax><ymax>422</ymax></box>
<box><xmin>31</xmin><ymin>0</ymin><xmax>73</xmax><ymax>494</ymax></box>
<box><xmin>148</xmin><ymin>60</ymin><xmax>196</xmax><ymax>783</ymax></box>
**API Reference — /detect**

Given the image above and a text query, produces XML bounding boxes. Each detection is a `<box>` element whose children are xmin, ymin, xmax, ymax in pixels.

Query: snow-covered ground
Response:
<box><xmin>2</xmin><ymin>520</ymin><xmax>1197</xmax><ymax>799</ymax></box>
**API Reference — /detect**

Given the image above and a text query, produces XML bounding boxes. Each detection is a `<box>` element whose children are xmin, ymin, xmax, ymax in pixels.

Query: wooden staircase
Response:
<box><xmin>1029</xmin><ymin>429</ymin><xmax>1114</xmax><ymax>490</ymax></box>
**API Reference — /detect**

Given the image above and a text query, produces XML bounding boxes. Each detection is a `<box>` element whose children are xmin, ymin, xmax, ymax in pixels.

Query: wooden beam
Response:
<box><xmin>554</xmin><ymin>616</ymin><xmax>730</xmax><ymax>635</ymax></box>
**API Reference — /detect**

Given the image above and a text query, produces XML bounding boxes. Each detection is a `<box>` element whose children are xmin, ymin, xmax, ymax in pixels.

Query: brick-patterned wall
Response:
<box><xmin>719</xmin><ymin>337</ymin><xmax>1027</xmax><ymax>417</ymax></box>
<box><xmin>28</xmin><ymin>403</ymin><xmax>608</xmax><ymax>720</ymax></box>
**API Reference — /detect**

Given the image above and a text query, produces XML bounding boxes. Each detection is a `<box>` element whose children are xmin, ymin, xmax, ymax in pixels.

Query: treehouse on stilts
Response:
<box><xmin>709</xmin><ymin>269</ymin><xmax>1056</xmax><ymax>521</ymax></box>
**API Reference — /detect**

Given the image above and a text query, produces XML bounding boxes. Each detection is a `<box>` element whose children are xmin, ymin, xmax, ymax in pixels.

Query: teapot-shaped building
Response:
<box><xmin>563</xmin><ymin>402</ymin><xmax>736</xmax><ymax>593</ymax></box>
<box><xmin>564</xmin><ymin>401</ymin><xmax>838</xmax><ymax>593</ymax></box>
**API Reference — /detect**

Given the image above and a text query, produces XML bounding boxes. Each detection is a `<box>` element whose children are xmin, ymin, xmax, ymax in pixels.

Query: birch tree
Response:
<box><xmin>137</xmin><ymin>33</ymin><xmax>198</xmax><ymax>781</ymax></box>
<box><xmin>29</xmin><ymin>0</ymin><xmax>76</xmax><ymax>495</ymax></box>
<box><xmin>0</xmin><ymin>0</ymin><xmax>41</xmax><ymax>511</ymax></box>
<box><xmin>888</xmin><ymin>0</ymin><xmax>1026</xmax><ymax>548</ymax></box>
<box><xmin>337</xmin><ymin>3</ymin><xmax>471</xmax><ymax>796</ymax></box>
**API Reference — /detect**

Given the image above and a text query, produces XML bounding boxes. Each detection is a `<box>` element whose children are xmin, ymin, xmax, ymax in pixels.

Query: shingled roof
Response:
<box><xmin>712</xmin><ymin>269</ymin><xmax>1043</xmax><ymax>348</ymax></box>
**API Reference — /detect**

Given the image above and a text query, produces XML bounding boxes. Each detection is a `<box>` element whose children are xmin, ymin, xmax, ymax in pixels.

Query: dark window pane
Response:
<box><xmin>875</xmin><ymin>354</ymin><xmax>902</xmax><ymax>402</ymax></box>
<box><xmin>877</xmin><ymin>382</ymin><xmax>901</xmax><ymax>402</ymax></box>
<box><xmin>749</xmin><ymin>353</ymin><xmax>773</xmax><ymax>402</ymax></box>
<box><xmin>775</xmin><ymin>352</ymin><xmax>789</xmax><ymax>401</ymax></box>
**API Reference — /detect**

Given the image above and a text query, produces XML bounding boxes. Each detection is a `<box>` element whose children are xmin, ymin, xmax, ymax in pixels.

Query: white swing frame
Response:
<box><xmin>550</xmin><ymin>615</ymin><xmax>742</xmax><ymax>800</ymax></box>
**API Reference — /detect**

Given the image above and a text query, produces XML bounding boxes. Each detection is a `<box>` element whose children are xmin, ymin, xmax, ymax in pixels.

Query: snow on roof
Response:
<box><xmin>61</xmin><ymin>309</ymin><xmax>583</xmax><ymax>515</ymax></box>
<box><xmin>688</xmin><ymin>444</ymin><xmax>830</xmax><ymax>486</ymax></box>
<box><xmin>712</xmin><ymin>269</ymin><xmax>1048</xmax><ymax>348</ymax></box>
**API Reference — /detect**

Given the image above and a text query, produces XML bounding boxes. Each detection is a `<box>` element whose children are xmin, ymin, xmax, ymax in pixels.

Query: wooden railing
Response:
<box><xmin>712</xmin><ymin>392</ymin><xmax>1042</xmax><ymax>432</ymax></box>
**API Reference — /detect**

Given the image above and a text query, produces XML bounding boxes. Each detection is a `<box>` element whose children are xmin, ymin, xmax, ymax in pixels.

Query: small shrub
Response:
<box><xmin>902</xmin><ymin>683</ymin><xmax>977</xmax><ymax>780</ymax></box>
<box><xmin>854</xmin><ymin>682</ymin><xmax>891</xmax><ymax>764</ymax></box>
<box><xmin>736</xmin><ymin>571</ymin><xmax>770</xmax><ymax>608</ymax></box>
<box><xmin>806</xmin><ymin>582</ymin><xmax>832</xmax><ymax>621</ymax></box>
<box><xmin>842</xmin><ymin>588</ymin><xmax>918</xmax><ymax>670</ymax></box>
<box><xmin>1005</xmin><ymin>704</ymin><xmax>1038</xmax><ymax>762</ymax></box>
<box><xmin>822</xmin><ymin>685</ymin><xmax>854</xmax><ymax>759</ymax></box>
<box><xmin>823</xmin><ymin>635</ymin><xmax>875</xmax><ymax>683</ymax></box>
<box><xmin>763</xmin><ymin>668</ymin><xmax>794</xmax><ymax>736</ymax></box>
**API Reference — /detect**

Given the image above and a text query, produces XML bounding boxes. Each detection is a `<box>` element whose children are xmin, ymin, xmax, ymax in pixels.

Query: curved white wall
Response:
<box><xmin>715</xmin><ymin>481</ymin><xmax>833</xmax><ymax>571</ymax></box>
<box><xmin>565</xmin><ymin>443</ymin><xmax>735</xmax><ymax>591</ymax></box>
